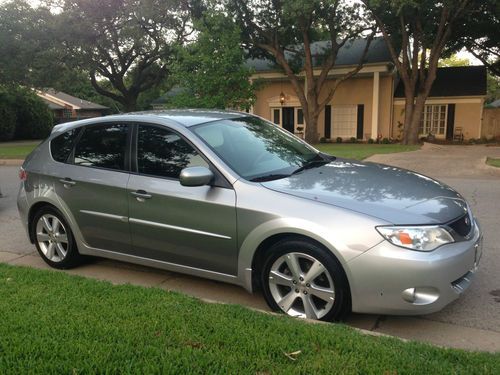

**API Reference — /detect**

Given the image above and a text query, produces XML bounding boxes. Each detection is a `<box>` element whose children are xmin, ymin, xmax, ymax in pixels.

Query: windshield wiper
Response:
<box><xmin>291</xmin><ymin>154</ymin><xmax>332</xmax><ymax>175</ymax></box>
<box><xmin>250</xmin><ymin>173</ymin><xmax>291</xmax><ymax>182</ymax></box>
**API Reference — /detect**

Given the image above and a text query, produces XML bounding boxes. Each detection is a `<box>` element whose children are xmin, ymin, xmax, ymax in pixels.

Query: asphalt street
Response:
<box><xmin>1</xmin><ymin>144</ymin><xmax>499</xmax><ymax>349</ymax></box>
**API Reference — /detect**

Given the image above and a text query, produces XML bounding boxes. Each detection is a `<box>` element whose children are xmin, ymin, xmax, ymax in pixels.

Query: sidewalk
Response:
<box><xmin>1</xmin><ymin>250</ymin><xmax>499</xmax><ymax>353</ymax></box>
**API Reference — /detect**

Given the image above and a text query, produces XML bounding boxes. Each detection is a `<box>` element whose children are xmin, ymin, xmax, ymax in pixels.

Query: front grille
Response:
<box><xmin>448</xmin><ymin>212</ymin><xmax>473</xmax><ymax>238</ymax></box>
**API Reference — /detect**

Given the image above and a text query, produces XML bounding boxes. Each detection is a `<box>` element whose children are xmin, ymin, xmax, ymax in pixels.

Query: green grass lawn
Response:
<box><xmin>0</xmin><ymin>264</ymin><xmax>497</xmax><ymax>374</ymax></box>
<box><xmin>0</xmin><ymin>140</ymin><xmax>41</xmax><ymax>159</ymax></box>
<box><xmin>486</xmin><ymin>157</ymin><xmax>500</xmax><ymax>168</ymax></box>
<box><xmin>315</xmin><ymin>143</ymin><xmax>420</xmax><ymax>160</ymax></box>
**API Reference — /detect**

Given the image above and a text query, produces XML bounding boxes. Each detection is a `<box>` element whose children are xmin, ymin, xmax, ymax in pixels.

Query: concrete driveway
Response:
<box><xmin>1</xmin><ymin>144</ymin><xmax>500</xmax><ymax>352</ymax></box>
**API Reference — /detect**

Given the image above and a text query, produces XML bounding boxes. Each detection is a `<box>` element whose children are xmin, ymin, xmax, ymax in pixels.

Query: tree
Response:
<box><xmin>58</xmin><ymin>0</ymin><xmax>190</xmax><ymax>111</ymax></box>
<box><xmin>0</xmin><ymin>1</ymin><xmax>55</xmax><ymax>86</ymax></box>
<box><xmin>228</xmin><ymin>0</ymin><xmax>376</xmax><ymax>144</ymax></box>
<box><xmin>168</xmin><ymin>13</ymin><xmax>256</xmax><ymax>110</ymax></box>
<box><xmin>0</xmin><ymin>88</ymin><xmax>17</xmax><ymax>141</ymax></box>
<box><xmin>362</xmin><ymin>0</ymin><xmax>471</xmax><ymax>144</ymax></box>
<box><xmin>451</xmin><ymin>0</ymin><xmax>499</xmax><ymax>77</ymax></box>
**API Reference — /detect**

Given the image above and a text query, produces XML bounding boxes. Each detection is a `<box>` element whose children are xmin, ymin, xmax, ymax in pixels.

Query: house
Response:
<box><xmin>37</xmin><ymin>89</ymin><xmax>109</xmax><ymax>124</ymax></box>
<box><xmin>248</xmin><ymin>38</ymin><xmax>488</xmax><ymax>141</ymax></box>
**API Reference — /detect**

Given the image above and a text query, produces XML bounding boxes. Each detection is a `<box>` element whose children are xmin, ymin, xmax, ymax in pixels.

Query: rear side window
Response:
<box><xmin>74</xmin><ymin>123</ymin><xmax>128</xmax><ymax>171</ymax></box>
<box><xmin>50</xmin><ymin>129</ymin><xmax>80</xmax><ymax>163</ymax></box>
<box><xmin>137</xmin><ymin>125</ymin><xmax>208</xmax><ymax>179</ymax></box>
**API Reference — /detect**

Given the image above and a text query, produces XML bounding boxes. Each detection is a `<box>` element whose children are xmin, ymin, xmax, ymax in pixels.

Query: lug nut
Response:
<box><xmin>292</xmin><ymin>280</ymin><xmax>297</xmax><ymax>284</ymax></box>
<box><xmin>299</xmin><ymin>277</ymin><xmax>304</xmax><ymax>282</ymax></box>
<box><xmin>303</xmin><ymin>291</ymin><xmax>308</xmax><ymax>295</ymax></box>
<box><xmin>295</xmin><ymin>289</ymin><xmax>299</xmax><ymax>293</ymax></box>
<box><xmin>306</xmin><ymin>283</ymin><xmax>310</xmax><ymax>287</ymax></box>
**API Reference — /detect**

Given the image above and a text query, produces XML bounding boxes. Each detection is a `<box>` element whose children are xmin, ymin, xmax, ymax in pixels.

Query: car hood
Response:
<box><xmin>261</xmin><ymin>159</ymin><xmax>468</xmax><ymax>225</ymax></box>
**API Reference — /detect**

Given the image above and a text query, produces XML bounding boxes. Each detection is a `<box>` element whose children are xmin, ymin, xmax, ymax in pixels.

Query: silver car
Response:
<box><xmin>17</xmin><ymin>110</ymin><xmax>482</xmax><ymax>321</ymax></box>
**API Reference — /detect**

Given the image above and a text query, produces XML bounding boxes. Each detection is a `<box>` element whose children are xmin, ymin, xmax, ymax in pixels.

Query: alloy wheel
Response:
<box><xmin>35</xmin><ymin>214</ymin><xmax>69</xmax><ymax>262</ymax></box>
<box><xmin>268</xmin><ymin>252</ymin><xmax>335</xmax><ymax>319</ymax></box>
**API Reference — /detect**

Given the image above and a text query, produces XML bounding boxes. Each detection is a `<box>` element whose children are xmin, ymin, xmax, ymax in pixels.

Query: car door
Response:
<box><xmin>53</xmin><ymin>122</ymin><xmax>131</xmax><ymax>253</ymax></box>
<box><xmin>126</xmin><ymin>123</ymin><xmax>238</xmax><ymax>275</ymax></box>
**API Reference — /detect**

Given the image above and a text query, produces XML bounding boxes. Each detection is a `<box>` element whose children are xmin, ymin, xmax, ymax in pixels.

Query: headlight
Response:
<box><xmin>376</xmin><ymin>225</ymin><xmax>454</xmax><ymax>251</ymax></box>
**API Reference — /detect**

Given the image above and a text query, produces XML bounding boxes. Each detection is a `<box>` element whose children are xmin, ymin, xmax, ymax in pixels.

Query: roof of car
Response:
<box><xmin>52</xmin><ymin>109</ymin><xmax>251</xmax><ymax>134</ymax></box>
<box><xmin>123</xmin><ymin>109</ymin><xmax>250</xmax><ymax>126</ymax></box>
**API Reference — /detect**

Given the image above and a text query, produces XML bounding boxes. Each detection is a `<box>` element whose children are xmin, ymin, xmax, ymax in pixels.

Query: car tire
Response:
<box><xmin>260</xmin><ymin>238</ymin><xmax>350</xmax><ymax>321</ymax></box>
<box><xmin>31</xmin><ymin>206</ymin><xmax>84</xmax><ymax>269</ymax></box>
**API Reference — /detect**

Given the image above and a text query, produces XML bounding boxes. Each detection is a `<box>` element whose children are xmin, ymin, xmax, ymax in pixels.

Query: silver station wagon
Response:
<box><xmin>17</xmin><ymin>110</ymin><xmax>482</xmax><ymax>321</ymax></box>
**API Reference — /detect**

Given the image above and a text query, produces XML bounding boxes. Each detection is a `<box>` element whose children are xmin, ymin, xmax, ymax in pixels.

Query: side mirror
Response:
<box><xmin>179</xmin><ymin>166</ymin><xmax>214</xmax><ymax>187</ymax></box>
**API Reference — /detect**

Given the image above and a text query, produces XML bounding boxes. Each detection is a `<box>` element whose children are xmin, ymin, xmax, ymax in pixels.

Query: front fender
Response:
<box><xmin>237</xmin><ymin>217</ymin><xmax>367</xmax><ymax>292</ymax></box>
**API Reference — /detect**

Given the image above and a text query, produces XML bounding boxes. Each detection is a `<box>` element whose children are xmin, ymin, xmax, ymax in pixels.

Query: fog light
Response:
<box><xmin>401</xmin><ymin>287</ymin><xmax>439</xmax><ymax>305</ymax></box>
<box><xmin>402</xmin><ymin>288</ymin><xmax>416</xmax><ymax>303</ymax></box>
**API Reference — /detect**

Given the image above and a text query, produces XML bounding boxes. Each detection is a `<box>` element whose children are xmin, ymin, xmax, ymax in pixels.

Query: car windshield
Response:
<box><xmin>191</xmin><ymin>117</ymin><xmax>324</xmax><ymax>181</ymax></box>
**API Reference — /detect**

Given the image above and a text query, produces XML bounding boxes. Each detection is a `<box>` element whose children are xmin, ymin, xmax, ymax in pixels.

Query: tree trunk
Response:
<box><xmin>407</xmin><ymin>96</ymin><xmax>427</xmax><ymax>144</ymax></box>
<box><xmin>402</xmin><ymin>99</ymin><xmax>414</xmax><ymax>145</ymax></box>
<box><xmin>304</xmin><ymin>111</ymin><xmax>320</xmax><ymax>144</ymax></box>
<box><xmin>122</xmin><ymin>95</ymin><xmax>138</xmax><ymax>112</ymax></box>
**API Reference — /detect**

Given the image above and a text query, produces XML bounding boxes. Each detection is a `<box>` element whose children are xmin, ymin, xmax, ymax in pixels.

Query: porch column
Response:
<box><xmin>371</xmin><ymin>71</ymin><xmax>380</xmax><ymax>139</ymax></box>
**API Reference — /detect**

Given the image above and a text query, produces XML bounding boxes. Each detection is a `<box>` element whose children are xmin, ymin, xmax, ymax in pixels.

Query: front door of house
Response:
<box><xmin>282</xmin><ymin>107</ymin><xmax>294</xmax><ymax>133</ymax></box>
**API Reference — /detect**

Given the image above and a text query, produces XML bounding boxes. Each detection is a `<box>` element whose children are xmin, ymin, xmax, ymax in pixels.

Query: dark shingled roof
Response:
<box><xmin>246</xmin><ymin>37</ymin><xmax>392</xmax><ymax>72</ymax></box>
<box><xmin>44</xmin><ymin>89</ymin><xmax>108</xmax><ymax>110</ymax></box>
<box><xmin>394</xmin><ymin>66</ymin><xmax>487</xmax><ymax>98</ymax></box>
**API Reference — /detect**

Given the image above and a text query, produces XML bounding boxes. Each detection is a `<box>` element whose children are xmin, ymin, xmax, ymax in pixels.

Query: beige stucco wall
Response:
<box><xmin>392</xmin><ymin>99</ymin><xmax>484</xmax><ymax>140</ymax></box>
<box><xmin>252</xmin><ymin>73</ymin><xmax>393</xmax><ymax>140</ymax></box>
<box><xmin>482</xmin><ymin>108</ymin><xmax>500</xmax><ymax>139</ymax></box>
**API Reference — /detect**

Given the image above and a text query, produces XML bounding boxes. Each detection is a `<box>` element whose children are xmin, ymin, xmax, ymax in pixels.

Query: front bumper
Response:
<box><xmin>347</xmin><ymin>221</ymin><xmax>482</xmax><ymax>315</ymax></box>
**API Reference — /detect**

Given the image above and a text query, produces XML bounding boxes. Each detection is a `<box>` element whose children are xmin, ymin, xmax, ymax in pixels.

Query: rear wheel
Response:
<box><xmin>32</xmin><ymin>206</ymin><xmax>84</xmax><ymax>269</ymax></box>
<box><xmin>260</xmin><ymin>239</ymin><xmax>350</xmax><ymax>321</ymax></box>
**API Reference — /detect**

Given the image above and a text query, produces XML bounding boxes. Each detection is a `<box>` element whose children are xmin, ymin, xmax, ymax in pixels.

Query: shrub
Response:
<box><xmin>349</xmin><ymin>137</ymin><xmax>357</xmax><ymax>143</ymax></box>
<box><xmin>381</xmin><ymin>137</ymin><xmax>390</xmax><ymax>144</ymax></box>
<box><xmin>0</xmin><ymin>90</ymin><xmax>17</xmax><ymax>141</ymax></box>
<box><xmin>12</xmin><ymin>88</ymin><xmax>53</xmax><ymax>140</ymax></box>
<box><xmin>368</xmin><ymin>138</ymin><xmax>374</xmax><ymax>144</ymax></box>
<box><xmin>336</xmin><ymin>137</ymin><xmax>342</xmax><ymax>143</ymax></box>
<box><xmin>319</xmin><ymin>137</ymin><xmax>327</xmax><ymax>143</ymax></box>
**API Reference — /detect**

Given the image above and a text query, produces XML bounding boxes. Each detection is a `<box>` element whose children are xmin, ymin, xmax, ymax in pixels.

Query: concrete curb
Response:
<box><xmin>0</xmin><ymin>159</ymin><xmax>24</xmax><ymax>166</ymax></box>
<box><xmin>1</xmin><ymin>251</ymin><xmax>499</xmax><ymax>352</ymax></box>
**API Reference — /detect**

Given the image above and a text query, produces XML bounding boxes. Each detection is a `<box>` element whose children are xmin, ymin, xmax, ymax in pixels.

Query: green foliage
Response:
<box><xmin>58</xmin><ymin>0</ymin><xmax>189</xmax><ymax>111</ymax></box>
<box><xmin>0</xmin><ymin>86</ymin><xmax>53</xmax><ymax>141</ymax></box>
<box><xmin>0</xmin><ymin>264</ymin><xmax>499</xmax><ymax>374</ymax></box>
<box><xmin>439</xmin><ymin>54</ymin><xmax>471</xmax><ymax>67</ymax></box>
<box><xmin>349</xmin><ymin>137</ymin><xmax>357</xmax><ymax>143</ymax></box>
<box><xmin>0</xmin><ymin>1</ymin><xmax>55</xmax><ymax>86</ymax></box>
<box><xmin>449</xmin><ymin>0</ymin><xmax>499</xmax><ymax>77</ymax></box>
<box><xmin>168</xmin><ymin>13</ymin><xmax>255</xmax><ymax>110</ymax></box>
<box><xmin>12</xmin><ymin>88</ymin><xmax>53</xmax><ymax>140</ymax></box>
<box><xmin>486</xmin><ymin>74</ymin><xmax>500</xmax><ymax>104</ymax></box>
<box><xmin>336</xmin><ymin>137</ymin><xmax>343</xmax><ymax>143</ymax></box>
<box><xmin>368</xmin><ymin>138</ymin><xmax>375</xmax><ymax>144</ymax></box>
<box><xmin>0</xmin><ymin>89</ymin><xmax>17</xmax><ymax>141</ymax></box>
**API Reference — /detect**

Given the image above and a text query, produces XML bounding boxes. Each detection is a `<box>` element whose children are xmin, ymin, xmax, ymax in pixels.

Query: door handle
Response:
<box><xmin>59</xmin><ymin>178</ymin><xmax>76</xmax><ymax>188</ymax></box>
<box><xmin>131</xmin><ymin>190</ymin><xmax>152</xmax><ymax>201</ymax></box>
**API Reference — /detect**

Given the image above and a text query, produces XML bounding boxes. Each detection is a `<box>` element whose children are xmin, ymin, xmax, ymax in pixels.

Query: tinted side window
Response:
<box><xmin>50</xmin><ymin>128</ymin><xmax>79</xmax><ymax>163</ymax></box>
<box><xmin>74</xmin><ymin>124</ymin><xmax>128</xmax><ymax>171</ymax></box>
<box><xmin>137</xmin><ymin>125</ymin><xmax>208</xmax><ymax>179</ymax></box>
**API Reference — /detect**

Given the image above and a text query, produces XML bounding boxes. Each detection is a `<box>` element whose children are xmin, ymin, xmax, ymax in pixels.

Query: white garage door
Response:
<box><xmin>332</xmin><ymin>105</ymin><xmax>357</xmax><ymax>138</ymax></box>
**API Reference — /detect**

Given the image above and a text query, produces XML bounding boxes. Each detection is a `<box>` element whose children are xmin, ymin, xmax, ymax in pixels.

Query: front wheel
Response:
<box><xmin>260</xmin><ymin>239</ymin><xmax>350</xmax><ymax>321</ymax></box>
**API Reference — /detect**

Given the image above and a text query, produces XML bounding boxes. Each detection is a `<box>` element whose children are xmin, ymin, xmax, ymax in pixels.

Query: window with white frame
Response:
<box><xmin>332</xmin><ymin>105</ymin><xmax>357</xmax><ymax>138</ymax></box>
<box><xmin>419</xmin><ymin>105</ymin><xmax>447</xmax><ymax>136</ymax></box>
